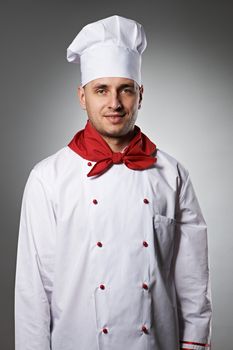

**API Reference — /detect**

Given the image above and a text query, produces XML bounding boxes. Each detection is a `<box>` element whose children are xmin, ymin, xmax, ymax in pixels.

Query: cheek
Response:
<box><xmin>86</xmin><ymin>99</ymin><xmax>102</xmax><ymax>115</ymax></box>
<box><xmin>127</xmin><ymin>99</ymin><xmax>139</xmax><ymax>114</ymax></box>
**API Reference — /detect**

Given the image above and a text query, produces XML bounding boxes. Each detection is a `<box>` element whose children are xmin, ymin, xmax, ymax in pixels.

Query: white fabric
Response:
<box><xmin>66</xmin><ymin>15</ymin><xmax>147</xmax><ymax>86</ymax></box>
<box><xmin>15</xmin><ymin>146</ymin><xmax>212</xmax><ymax>350</ymax></box>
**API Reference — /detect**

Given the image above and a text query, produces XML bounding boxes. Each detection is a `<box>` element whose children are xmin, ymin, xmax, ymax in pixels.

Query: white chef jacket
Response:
<box><xmin>15</xmin><ymin>145</ymin><xmax>212</xmax><ymax>350</ymax></box>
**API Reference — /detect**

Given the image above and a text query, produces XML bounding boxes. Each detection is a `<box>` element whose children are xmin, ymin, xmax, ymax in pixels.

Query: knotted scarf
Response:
<box><xmin>68</xmin><ymin>120</ymin><xmax>157</xmax><ymax>177</ymax></box>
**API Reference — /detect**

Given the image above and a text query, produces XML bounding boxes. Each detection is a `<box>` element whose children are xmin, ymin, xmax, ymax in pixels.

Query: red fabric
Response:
<box><xmin>180</xmin><ymin>340</ymin><xmax>211</xmax><ymax>347</ymax></box>
<box><xmin>68</xmin><ymin>120</ymin><xmax>157</xmax><ymax>177</ymax></box>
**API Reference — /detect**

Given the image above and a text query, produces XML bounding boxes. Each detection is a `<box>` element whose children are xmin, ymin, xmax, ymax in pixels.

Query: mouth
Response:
<box><xmin>104</xmin><ymin>113</ymin><xmax>125</xmax><ymax>124</ymax></box>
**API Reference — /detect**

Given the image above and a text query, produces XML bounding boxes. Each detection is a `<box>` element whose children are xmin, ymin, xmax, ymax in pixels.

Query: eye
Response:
<box><xmin>122</xmin><ymin>87</ymin><xmax>135</xmax><ymax>94</ymax></box>
<box><xmin>96</xmin><ymin>89</ymin><xmax>107</xmax><ymax>95</ymax></box>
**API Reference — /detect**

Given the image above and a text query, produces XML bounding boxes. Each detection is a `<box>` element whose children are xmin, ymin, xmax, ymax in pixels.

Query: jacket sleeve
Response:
<box><xmin>174</xmin><ymin>166</ymin><xmax>212</xmax><ymax>350</ymax></box>
<box><xmin>15</xmin><ymin>168</ymin><xmax>56</xmax><ymax>350</ymax></box>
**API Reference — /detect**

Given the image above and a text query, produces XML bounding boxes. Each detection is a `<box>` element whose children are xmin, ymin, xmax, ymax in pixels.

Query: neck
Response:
<box><xmin>102</xmin><ymin>131</ymin><xmax>135</xmax><ymax>152</ymax></box>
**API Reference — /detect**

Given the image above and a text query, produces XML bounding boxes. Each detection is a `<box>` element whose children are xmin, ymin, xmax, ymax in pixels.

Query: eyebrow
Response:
<box><xmin>92</xmin><ymin>83</ymin><xmax>136</xmax><ymax>90</ymax></box>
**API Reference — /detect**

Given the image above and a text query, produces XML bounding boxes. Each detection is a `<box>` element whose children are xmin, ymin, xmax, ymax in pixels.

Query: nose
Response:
<box><xmin>108</xmin><ymin>92</ymin><xmax>122</xmax><ymax>110</ymax></box>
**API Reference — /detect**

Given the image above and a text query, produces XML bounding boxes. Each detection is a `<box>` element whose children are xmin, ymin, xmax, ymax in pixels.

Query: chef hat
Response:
<box><xmin>67</xmin><ymin>15</ymin><xmax>147</xmax><ymax>87</ymax></box>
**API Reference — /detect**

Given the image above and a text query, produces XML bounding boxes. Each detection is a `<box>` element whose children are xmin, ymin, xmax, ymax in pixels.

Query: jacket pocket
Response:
<box><xmin>153</xmin><ymin>214</ymin><xmax>176</xmax><ymax>270</ymax></box>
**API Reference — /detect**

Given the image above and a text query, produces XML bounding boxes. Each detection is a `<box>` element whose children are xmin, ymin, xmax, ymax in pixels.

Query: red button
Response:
<box><xmin>102</xmin><ymin>328</ymin><xmax>108</xmax><ymax>334</ymax></box>
<box><xmin>143</xmin><ymin>198</ymin><xmax>149</xmax><ymax>204</ymax></box>
<box><xmin>87</xmin><ymin>162</ymin><xmax>92</xmax><ymax>166</ymax></box>
<box><xmin>142</xmin><ymin>283</ymin><xmax>148</xmax><ymax>290</ymax></box>
<box><xmin>141</xmin><ymin>325</ymin><xmax>149</xmax><ymax>334</ymax></box>
<box><xmin>143</xmin><ymin>241</ymin><xmax>148</xmax><ymax>247</ymax></box>
<box><xmin>93</xmin><ymin>199</ymin><xmax>98</xmax><ymax>205</ymax></box>
<box><xmin>100</xmin><ymin>284</ymin><xmax>105</xmax><ymax>290</ymax></box>
<box><xmin>97</xmin><ymin>242</ymin><xmax>103</xmax><ymax>247</ymax></box>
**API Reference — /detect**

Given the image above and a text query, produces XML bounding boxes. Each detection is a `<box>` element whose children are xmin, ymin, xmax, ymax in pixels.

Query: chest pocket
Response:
<box><xmin>153</xmin><ymin>214</ymin><xmax>176</xmax><ymax>270</ymax></box>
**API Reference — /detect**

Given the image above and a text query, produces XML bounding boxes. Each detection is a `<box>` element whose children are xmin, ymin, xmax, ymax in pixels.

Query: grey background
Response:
<box><xmin>1</xmin><ymin>1</ymin><xmax>233</xmax><ymax>349</ymax></box>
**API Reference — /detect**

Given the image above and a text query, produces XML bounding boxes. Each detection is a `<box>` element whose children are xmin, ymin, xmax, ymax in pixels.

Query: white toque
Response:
<box><xmin>67</xmin><ymin>15</ymin><xmax>147</xmax><ymax>87</ymax></box>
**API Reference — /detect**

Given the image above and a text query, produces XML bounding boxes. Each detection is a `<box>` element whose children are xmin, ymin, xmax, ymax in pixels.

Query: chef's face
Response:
<box><xmin>78</xmin><ymin>77</ymin><xmax>143</xmax><ymax>139</ymax></box>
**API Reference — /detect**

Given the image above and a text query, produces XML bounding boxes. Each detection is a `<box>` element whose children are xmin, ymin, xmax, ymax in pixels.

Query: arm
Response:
<box><xmin>174</xmin><ymin>167</ymin><xmax>212</xmax><ymax>350</ymax></box>
<box><xmin>15</xmin><ymin>169</ymin><xmax>56</xmax><ymax>350</ymax></box>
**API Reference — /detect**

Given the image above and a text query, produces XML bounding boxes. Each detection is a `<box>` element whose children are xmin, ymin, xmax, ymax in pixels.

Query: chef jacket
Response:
<box><xmin>15</xmin><ymin>145</ymin><xmax>212</xmax><ymax>350</ymax></box>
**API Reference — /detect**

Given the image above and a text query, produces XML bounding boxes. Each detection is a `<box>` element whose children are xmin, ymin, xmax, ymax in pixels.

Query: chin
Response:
<box><xmin>97</xmin><ymin>125</ymin><xmax>121</xmax><ymax>136</ymax></box>
<box><xmin>103</xmin><ymin>130</ymin><xmax>124</xmax><ymax>138</ymax></box>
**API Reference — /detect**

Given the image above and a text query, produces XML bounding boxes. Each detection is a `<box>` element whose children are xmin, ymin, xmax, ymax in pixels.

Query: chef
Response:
<box><xmin>14</xmin><ymin>15</ymin><xmax>212</xmax><ymax>350</ymax></box>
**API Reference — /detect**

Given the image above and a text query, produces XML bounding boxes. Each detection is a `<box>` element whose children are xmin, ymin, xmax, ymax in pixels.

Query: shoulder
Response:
<box><xmin>156</xmin><ymin>148</ymin><xmax>189</xmax><ymax>182</ymax></box>
<box><xmin>27</xmin><ymin>146</ymin><xmax>80</xmax><ymax>188</ymax></box>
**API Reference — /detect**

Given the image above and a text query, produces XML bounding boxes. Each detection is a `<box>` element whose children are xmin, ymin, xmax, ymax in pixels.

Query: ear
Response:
<box><xmin>77</xmin><ymin>85</ymin><xmax>86</xmax><ymax>110</ymax></box>
<box><xmin>138</xmin><ymin>84</ymin><xmax>144</xmax><ymax>109</ymax></box>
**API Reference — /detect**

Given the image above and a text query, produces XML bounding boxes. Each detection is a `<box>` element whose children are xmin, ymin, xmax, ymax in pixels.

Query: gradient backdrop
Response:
<box><xmin>1</xmin><ymin>1</ymin><xmax>233</xmax><ymax>349</ymax></box>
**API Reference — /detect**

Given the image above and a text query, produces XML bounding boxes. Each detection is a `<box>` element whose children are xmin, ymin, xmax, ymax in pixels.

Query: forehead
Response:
<box><xmin>87</xmin><ymin>77</ymin><xmax>137</xmax><ymax>89</ymax></box>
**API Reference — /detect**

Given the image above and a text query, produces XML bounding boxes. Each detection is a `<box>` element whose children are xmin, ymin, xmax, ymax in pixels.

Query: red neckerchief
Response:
<box><xmin>68</xmin><ymin>120</ymin><xmax>157</xmax><ymax>177</ymax></box>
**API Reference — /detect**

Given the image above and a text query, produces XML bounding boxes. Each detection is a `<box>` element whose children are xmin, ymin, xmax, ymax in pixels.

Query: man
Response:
<box><xmin>15</xmin><ymin>15</ymin><xmax>212</xmax><ymax>350</ymax></box>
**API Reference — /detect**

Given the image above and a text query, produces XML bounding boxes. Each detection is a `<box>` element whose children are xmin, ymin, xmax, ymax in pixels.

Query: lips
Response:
<box><xmin>104</xmin><ymin>114</ymin><xmax>124</xmax><ymax>118</ymax></box>
<box><xmin>104</xmin><ymin>113</ymin><xmax>125</xmax><ymax>124</ymax></box>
